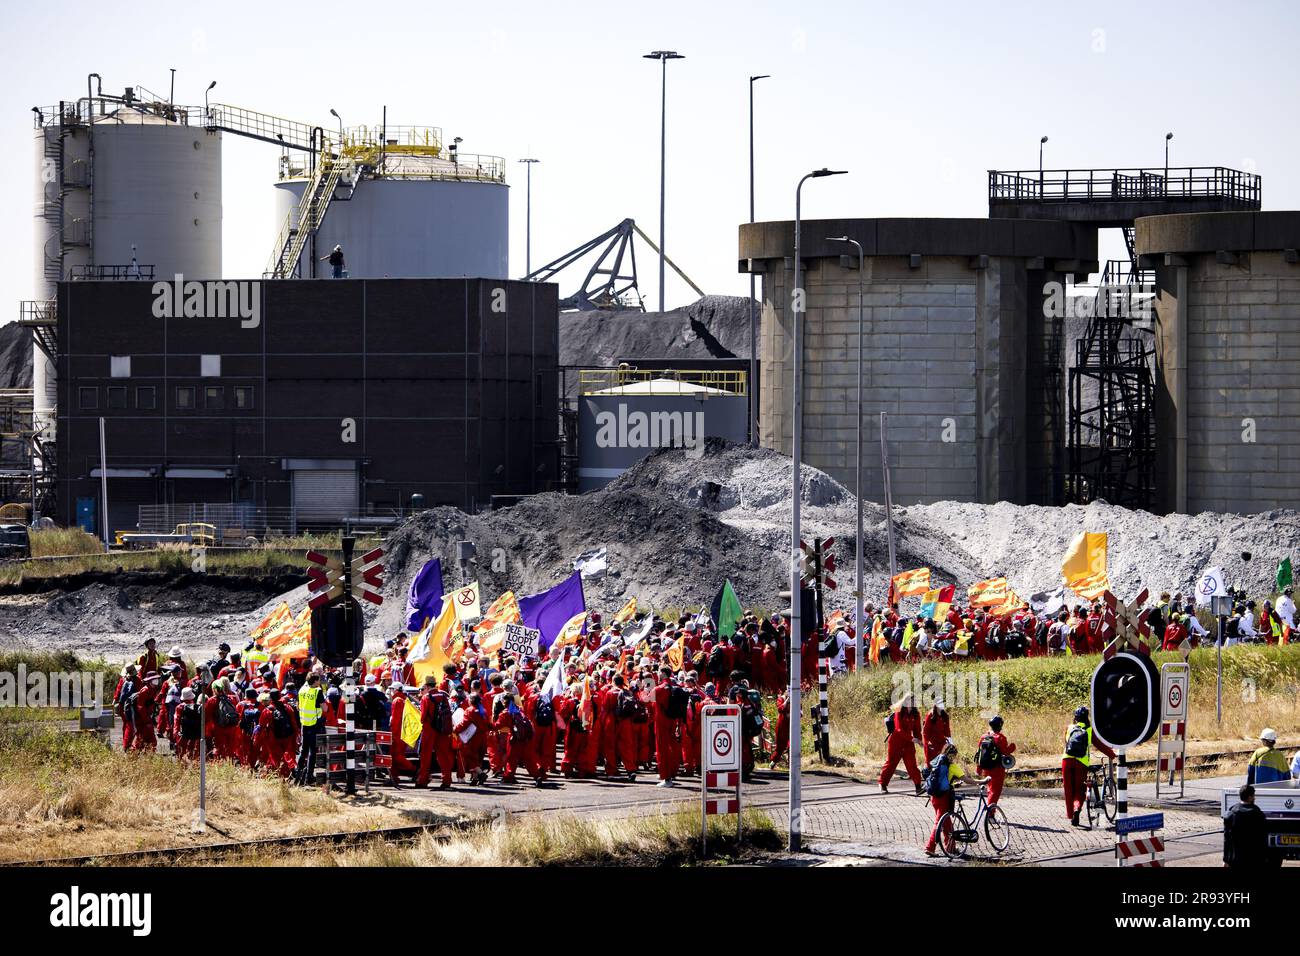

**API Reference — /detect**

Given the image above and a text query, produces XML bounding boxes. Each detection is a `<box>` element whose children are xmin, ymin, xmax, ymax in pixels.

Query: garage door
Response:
<box><xmin>293</xmin><ymin>469</ymin><xmax>358</xmax><ymax>524</ymax></box>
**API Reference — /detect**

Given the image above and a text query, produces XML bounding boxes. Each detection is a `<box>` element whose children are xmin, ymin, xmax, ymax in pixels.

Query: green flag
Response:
<box><xmin>709</xmin><ymin>579</ymin><xmax>744</xmax><ymax>639</ymax></box>
<box><xmin>1278</xmin><ymin>557</ymin><xmax>1293</xmax><ymax>592</ymax></box>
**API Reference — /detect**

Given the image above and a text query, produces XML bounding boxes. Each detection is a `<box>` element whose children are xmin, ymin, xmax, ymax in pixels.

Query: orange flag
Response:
<box><xmin>890</xmin><ymin>568</ymin><xmax>931</xmax><ymax>599</ymax></box>
<box><xmin>474</xmin><ymin>590</ymin><xmax>522</xmax><ymax>636</ymax></box>
<box><xmin>270</xmin><ymin>606</ymin><xmax>312</xmax><ymax>660</ymax></box>
<box><xmin>967</xmin><ymin>578</ymin><xmax>1009</xmax><ymax>608</ymax></box>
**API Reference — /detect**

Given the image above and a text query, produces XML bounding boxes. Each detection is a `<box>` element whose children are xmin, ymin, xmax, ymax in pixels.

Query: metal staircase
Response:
<box><xmin>265</xmin><ymin>146</ymin><xmax>352</xmax><ymax>278</ymax></box>
<box><xmin>1066</xmin><ymin>260</ymin><xmax>1157</xmax><ymax>507</ymax></box>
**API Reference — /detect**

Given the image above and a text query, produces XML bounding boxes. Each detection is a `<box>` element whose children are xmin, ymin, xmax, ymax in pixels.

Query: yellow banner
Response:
<box><xmin>612</xmin><ymin>597</ymin><xmax>638</xmax><ymax>625</ymax></box>
<box><xmin>554</xmin><ymin>611</ymin><xmax>588</xmax><ymax>648</ymax></box>
<box><xmin>891</xmin><ymin>568</ymin><xmax>931</xmax><ymax>599</ymax></box>
<box><xmin>410</xmin><ymin>599</ymin><xmax>459</xmax><ymax>683</ymax></box>
<box><xmin>1062</xmin><ymin>532</ymin><xmax>1109</xmax><ymax>599</ymax></box>
<box><xmin>400</xmin><ymin>698</ymin><xmax>422</xmax><ymax>747</ymax></box>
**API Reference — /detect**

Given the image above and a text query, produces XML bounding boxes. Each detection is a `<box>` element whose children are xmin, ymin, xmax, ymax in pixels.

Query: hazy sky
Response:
<box><xmin>4</xmin><ymin>0</ymin><xmax>1297</xmax><ymax>316</ymax></box>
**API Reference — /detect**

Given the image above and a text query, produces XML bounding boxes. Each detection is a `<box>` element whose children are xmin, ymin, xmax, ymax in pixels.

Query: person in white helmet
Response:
<box><xmin>1247</xmin><ymin>728</ymin><xmax>1291</xmax><ymax>786</ymax></box>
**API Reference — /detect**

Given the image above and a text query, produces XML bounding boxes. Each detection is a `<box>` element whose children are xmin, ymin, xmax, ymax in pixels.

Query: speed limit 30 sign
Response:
<box><xmin>700</xmin><ymin>704</ymin><xmax>743</xmax><ymax>853</ymax></box>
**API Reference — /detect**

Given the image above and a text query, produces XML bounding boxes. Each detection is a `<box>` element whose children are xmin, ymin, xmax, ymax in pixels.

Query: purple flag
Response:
<box><xmin>519</xmin><ymin>571</ymin><xmax>586</xmax><ymax>652</ymax></box>
<box><xmin>404</xmin><ymin>558</ymin><xmax>444</xmax><ymax>632</ymax></box>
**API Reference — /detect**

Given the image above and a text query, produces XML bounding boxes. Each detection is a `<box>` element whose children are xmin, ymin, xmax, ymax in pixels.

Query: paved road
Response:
<box><xmin>385</xmin><ymin>768</ymin><xmax>1225</xmax><ymax>866</ymax></box>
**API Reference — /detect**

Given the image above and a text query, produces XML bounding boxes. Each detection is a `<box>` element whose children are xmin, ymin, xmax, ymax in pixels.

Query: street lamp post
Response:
<box><xmin>644</xmin><ymin>50</ymin><xmax>684</xmax><ymax>311</ymax></box>
<box><xmin>789</xmin><ymin>167</ymin><xmax>847</xmax><ymax>852</ymax></box>
<box><xmin>1165</xmin><ymin>132</ymin><xmax>1174</xmax><ymax>187</ymax></box>
<box><xmin>329</xmin><ymin>108</ymin><xmax>343</xmax><ymax>147</ymax></box>
<box><xmin>205</xmin><ymin>80</ymin><xmax>216</xmax><ymax>119</ymax></box>
<box><xmin>519</xmin><ymin>157</ymin><xmax>539</xmax><ymax>276</ymax></box>
<box><xmin>748</xmin><ymin>74</ymin><xmax>770</xmax><ymax>447</ymax></box>
<box><xmin>1039</xmin><ymin>135</ymin><xmax>1048</xmax><ymax>193</ymax></box>
<box><xmin>828</xmin><ymin>235</ymin><xmax>864</xmax><ymax>669</ymax></box>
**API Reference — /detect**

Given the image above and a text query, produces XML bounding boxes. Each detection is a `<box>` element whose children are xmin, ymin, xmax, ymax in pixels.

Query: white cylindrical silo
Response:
<box><xmin>90</xmin><ymin>110</ymin><xmax>222</xmax><ymax>278</ymax></box>
<box><xmin>272</xmin><ymin>148</ymin><xmax>508</xmax><ymax>279</ymax></box>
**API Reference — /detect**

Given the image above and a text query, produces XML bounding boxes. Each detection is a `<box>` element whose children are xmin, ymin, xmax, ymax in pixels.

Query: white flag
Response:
<box><xmin>573</xmin><ymin>547</ymin><xmax>608</xmax><ymax>579</ymax></box>
<box><xmin>1195</xmin><ymin>567</ymin><xmax>1227</xmax><ymax>606</ymax></box>
<box><xmin>539</xmin><ymin>657</ymin><xmax>566</xmax><ymax>702</ymax></box>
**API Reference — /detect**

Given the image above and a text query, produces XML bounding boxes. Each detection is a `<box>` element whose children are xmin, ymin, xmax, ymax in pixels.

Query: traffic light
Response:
<box><xmin>1090</xmin><ymin>651</ymin><xmax>1160</xmax><ymax>750</ymax></box>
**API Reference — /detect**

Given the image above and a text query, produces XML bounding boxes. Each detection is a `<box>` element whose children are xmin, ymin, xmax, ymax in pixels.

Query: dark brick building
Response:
<box><xmin>55</xmin><ymin>278</ymin><xmax>559</xmax><ymax>533</ymax></box>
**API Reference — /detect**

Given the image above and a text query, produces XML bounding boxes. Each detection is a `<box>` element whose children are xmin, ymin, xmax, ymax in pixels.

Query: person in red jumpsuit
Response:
<box><xmin>879</xmin><ymin>694</ymin><xmax>923</xmax><ymax>794</ymax></box>
<box><xmin>415</xmin><ymin>676</ymin><xmax>455</xmax><ymax>789</ymax></box>
<box><xmin>523</xmin><ymin>681</ymin><xmax>558</xmax><ymax>775</ymax></box>
<box><xmin>114</xmin><ymin>665</ymin><xmax>141</xmax><ymax>751</ymax></box>
<box><xmin>130</xmin><ymin>675</ymin><xmax>160</xmax><ymax>752</ymax></box>
<box><xmin>1062</xmin><ymin>706</ymin><xmax>1115</xmax><ymax>826</ymax></box>
<box><xmin>556</xmin><ymin>687</ymin><xmax>586</xmax><ymax>777</ymax></box>
<box><xmin>485</xmin><ymin>673</ymin><xmax>507</xmax><ymax>777</ymax></box>
<box><xmin>769</xmin><ymin>691</ymin><xmax>790</xmax><ymax>769</ymax></box>
<box><xmin>601</xmin><ymin>675</ymin><xmax>639</xmax><ymax>780</ymax></box>
<box><xmin>453</xmin><ymin>692</ymin><xmax>488</xmax><ymax>784</ymax></box>
<box><xmin>652</xmin><ymin>666</ymin><xmax>683</xmax><ymax>786</ymax></box>
<box><xmin>136</xmin><ymin>638</ymin><xmax>161</xmax><ymax>679</ymax></box>
<box><xmin>921</xmin><ymin>700</ymin><xmax>951</xmax><ymax>766</ymax></box>
<box><xmin>387</xmin><ymin>684</ymin><xmax>418</xmax><ymax>785</ymax></box>
<box><xmin>924</xmin><ymin>743</ymin><xmax>964</xmax><ymax>856</ymax></box>
<box><xmin>257</xmin><ymin>689</ymin><xmax>298</xmax><ymax>778</ymax></box>
<box><xmin>975</xmin><ymin>715</ymin><xmax>1016</xmax><ymax>808</ymax></box>
<box><xmin>172</xmin><ymin>687</ymin><xmax>202</xmax><ymax>761</ymax></box>
<box><xmin>679</xmin><ymin>674</ymin><xmax>704</xmax><ymax>775</ymax></box>
<box><xmin>235</xmin><ymin>688</ymin><xmax>261</xmax><ymax>767</ymax></box>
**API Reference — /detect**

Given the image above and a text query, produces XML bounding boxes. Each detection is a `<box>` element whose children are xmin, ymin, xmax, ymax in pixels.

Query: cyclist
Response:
<box><xmin>924</xmin><ymin>742</ymin><xmax>964</xmax><ymax>856</ymax></box>
<box><xmin>975</xmin><ymin>714</ymin><xmax>1016</xmax><ymax>809</ymax></box>
<box><xmin>1062</xmin><ymin>705</ymin><xmax>1114</xmax><ymax>827</ymax></box>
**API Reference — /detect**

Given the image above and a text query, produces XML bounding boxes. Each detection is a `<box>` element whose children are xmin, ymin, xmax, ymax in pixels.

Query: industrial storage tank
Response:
<box><xmin>271</xmin><ymin>126</ymin><xmax>508</xmax><ymax>279</ymax></box>
<box><xmin>29</xmin><ymin>85</ymin><xmax>222</xmax><ymax>448</ymax></box>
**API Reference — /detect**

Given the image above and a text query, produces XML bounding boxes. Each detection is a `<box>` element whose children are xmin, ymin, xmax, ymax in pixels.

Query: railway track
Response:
<box><xmin>12</xmin><ymin>820</ymin><xmax>478</xmax><ymax>868</ymax></box>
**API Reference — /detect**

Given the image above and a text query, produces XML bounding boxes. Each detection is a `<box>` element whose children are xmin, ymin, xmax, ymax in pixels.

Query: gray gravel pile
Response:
<box><xmin>0</xmin><ymin>322</ymin><xmax>33</xmax><ymax>389</ymax></box>
<box><xmin>8</xmin><ymin>439</ymin><xmax>1298</xmax><ymax>661</ymax></box>
<box><xmin>559</xmin><ymin>294</ymin><xmax>754</xmax><ymax>401</ymax></box>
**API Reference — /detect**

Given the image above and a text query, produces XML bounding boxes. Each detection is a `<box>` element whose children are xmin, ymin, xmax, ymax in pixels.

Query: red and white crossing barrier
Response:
<box><xmin>1117</xmin><ymin>834</ymin><xmax>1165</xmax><ymax>867</ymax></box>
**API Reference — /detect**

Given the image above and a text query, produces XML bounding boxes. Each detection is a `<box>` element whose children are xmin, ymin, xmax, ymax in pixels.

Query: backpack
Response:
<box><xmin>1226</xmin><ymin>616</ymin><xmax>1241</xmax><ymax>639</ymax></box>
<box><xmin>664</xmin><ymin>685</ymin><xmax>689</xmax><ymax>721</ymax></box>
<box><xmin>985</xmin><ymin>623</ymin><xmax>1002</xmax><ymax>649</ymax></box>
<box><xmin>533</xmin><ymin>697</ymin><xmax>555</xmax><ymax>727</ymax></box>
<box><xmin>616</xmin><ymin>689</ymin><xmax>640</xmax><ymax>720</ymax></box>
<box><xmin>884</xmin><ymin>711</ymin><xmax>897</xmax><ymax>737</ymax></box>
<box><xmin>976</xmin><ymin>733</ymin><xmax>1002</xmax><ymax>770</ymax></box>
<box><xmin>706</xmin><ymin>645</ymin><xmax>727</xmax><ymax>677</ymax></box>
<box><xmin>743</xmin><ymin>693</ymin><xmax>764</xmax><ymax>736</ymax></box>
<box><xmin>216</xmin><ymin>695</ymin><xmax>239</xmax><ymax>728</ymax></box>
<box><xmin>239</xmin><ymin>704</ymin><xmax>259</xmax><ymax>735</ymax></box>
<box><xmin>271</xmin><ymin>705</ymin><xmax>295</xmax><ymax>740</ymax></box>
<box><xmin>511</xmin><ymin>712</ymin><xmax>535</xmax><ymax>743</ymax></box>
<box><xmin>1004</xmin><ymin>630</ymin><xmax>1026</xmax><ymax>657</ymax></box>
<box><xmin>430</xmin><ymin>692</ymin><xmax>453</xmax><ymax>735</ymax></box>
<box><xmin>923</xmin><ymin>755</ymin><xmax>950</xmax><ymax>795</ymax></box>
<box><xmin>1065</xmin><ymin>724</ymin><xmax>1089</xmax><ymax>759</ymax></box>
<box><xmin>179</xmin><ymin>704</ymin><xmax>202</xmax><ymax>741</ymax></box>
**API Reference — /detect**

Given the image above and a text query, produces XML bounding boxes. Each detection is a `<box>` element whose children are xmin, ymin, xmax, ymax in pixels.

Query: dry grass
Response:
<box><xmin>0</xmin><ymin>725</ymin><xmax>417</xmax><ymax>862</ymax></box>
<box><xmin>817</xmin><ymin>644</ymin><xmax>1300</xmax><ymax>773</ymax></box>
<box><xmin>28</xmin><ymin>527</ymin><xmax>105</xmax><ymax>558</ymax></box>
<box><xmin>217</xmin><ymin>806</ymin><xmax>778</xmax><ymax>867</ymax></box>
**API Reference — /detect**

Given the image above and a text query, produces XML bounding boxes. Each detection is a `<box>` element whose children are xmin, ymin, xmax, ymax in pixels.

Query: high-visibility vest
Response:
<box><xmin>902</xmin><ymin>622</ymin><xmax>914</xmax><ymax>650</ymax></box>
<box><xmin>1063</xmin><ymin>722</ymin><xmax>1095</xmax><ymax>766</ymax></box>
<box><xmin>245</xmin><ymin>649</ymin><xmax>269</xmax><ymax>675</ymax></box>
<box><xmin>298</xmin><ymin>686</ymin><xmax>323</xmax><ymax>727</ymax></box>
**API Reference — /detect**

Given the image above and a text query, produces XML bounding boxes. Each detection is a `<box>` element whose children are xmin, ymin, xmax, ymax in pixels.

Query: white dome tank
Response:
<box><xmin>29</xmin><ymin>94</ymin><xmax>222</xmax><ymax>451</ymax></box>
<box><xmin>271</xmin><ymin>131</ymin><xmax>507</xmax><ymax>279</ymax></box>
<box><xmin>90</xmin><ymin>109</ymin><xmax>221</xmax><ymax>277</ymax></box>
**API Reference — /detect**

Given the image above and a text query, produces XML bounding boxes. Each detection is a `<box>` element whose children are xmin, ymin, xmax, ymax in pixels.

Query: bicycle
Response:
<box><xmin>935</xmin><ymin>782</ymin><xmax>1012</xmax><ymax>859</ymax></box>
<box><xmin>1085</xmin><ymin>759</ymin><xmax>1117</xmax><ymax>828</ymax></box>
